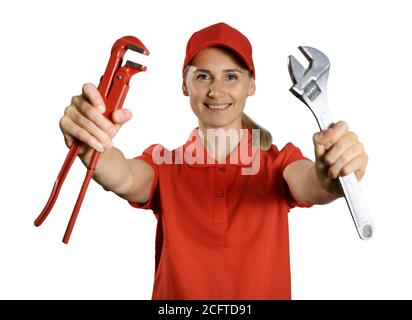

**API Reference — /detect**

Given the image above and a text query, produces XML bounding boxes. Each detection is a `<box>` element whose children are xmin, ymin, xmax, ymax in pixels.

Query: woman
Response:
<box><xmin>59</xmin><ymin>22</ymin><xmax>368</xmax><ymax>299</ymax></box>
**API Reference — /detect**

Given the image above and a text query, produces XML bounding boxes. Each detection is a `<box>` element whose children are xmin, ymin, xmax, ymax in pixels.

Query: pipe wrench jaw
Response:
<box><xmin>125</xmin><ymin>60</ymin><xmax>147</xmax><ymax>72</ymax></box>
<box><xmin>114</xmin><ymin>36</ymin><xmax>149</xmax><ymax>73</ymax></box>
<box><xmin>112</xmin><ymin>36</ymin><xmax>150</xmax><ymax>56</ymax></box>
<box><xmin>100</xmin><ymin>36</ymin><xmax>149</xmax><ymax>118</ymax></box>
<box><xmin>99</xmin><ymin>36</ymin><xmax>149</xmax><ymax>98</ymax></box>
<box><xmin>121</xmin><ymin>39</ymin><xmax>150</xmax><ymax>72</ymax></box>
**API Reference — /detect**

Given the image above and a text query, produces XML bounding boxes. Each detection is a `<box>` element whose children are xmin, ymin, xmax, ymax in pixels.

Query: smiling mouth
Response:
<box><xmin>204</xmin><ymin>103</ymin><xmax>232</xmax><ymax>110</ymax></box>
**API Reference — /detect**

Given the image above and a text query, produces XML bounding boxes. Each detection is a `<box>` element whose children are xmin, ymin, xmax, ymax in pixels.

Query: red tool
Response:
<box><xmin>35</xmin><ymin>36</ymin><xmax>149</xmax><ymax>244</ymax></box>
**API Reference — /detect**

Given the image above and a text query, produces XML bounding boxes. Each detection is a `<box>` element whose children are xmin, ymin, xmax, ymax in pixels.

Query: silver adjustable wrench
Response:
<box><xmin>288</xmin><ymin>46</ymin><xmax>374</xmax><ymax>240</ymax></box>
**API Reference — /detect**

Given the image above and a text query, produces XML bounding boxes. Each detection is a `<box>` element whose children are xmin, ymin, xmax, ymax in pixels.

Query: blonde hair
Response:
<box><xmin>241</xmin><ymin>112</ymin><xmax>272</xmax><ymax>151</ymax></box>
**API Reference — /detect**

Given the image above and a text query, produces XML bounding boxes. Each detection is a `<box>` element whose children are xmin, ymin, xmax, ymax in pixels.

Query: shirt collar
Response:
<box><xmin>181</xmin><ymin>127</ymin><xmax>259</xmax><ymax>167</ymax></box>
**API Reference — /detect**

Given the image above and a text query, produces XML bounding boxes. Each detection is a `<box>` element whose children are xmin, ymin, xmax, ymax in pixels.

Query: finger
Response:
<box><xmin>315</xmin><ymin>158</ymin><xmax>329</xmax><ymax>179</ymax></box>
<box><xmin>111</xmin><ymin>109</ymin><xmax>133</xmax><ymax>125</ymax></box>
<box><xmin>65</xmin><ymin>106</ymin><xmax>113</xmax><ymax>149</ymax></box>
<box><xmin>323</xmin><ymin>133</ymin><xmax>361</xmax><ymax>167</ymax></box>
<box><xmin>339</xmin><ymin>153</ymin><xmax>368</xmax><ymax>180</ymax></box>
<box><xmin>75</xmin><ymin>98</ymin><xmax>116</xmax><ymax>138</ymax></box>
<box><xmin>355</xmin><ymin>167</ymin><xmax>366</xmax><ymax>181</ymax></box>
<box><xmin>82</xmin><ymin>83</ymin><xmax>106</xmax><ymax>113</ymax></box>
<box><xmin>321</xmin><ymin>120</ymin><xmax>349</xmax><ymax>150</ymax></box>
<box><xmin>313</xmin><ymin>132</ymin><xmax>327</xmax><ymax>161</ymax></box>
<box><xmin>327</xmin><ymin>144</ymin><xmax>364</xmax><ymax>179</ymax></box>
<box><xmin>60</xmin><ymin>116</ymin><xmax>105</xmax><ymax>152</ymax></box>
<box><xmin>62</xmin><ymin>132</ymin><xmax>74</xmax><ymax>148</ymax></box>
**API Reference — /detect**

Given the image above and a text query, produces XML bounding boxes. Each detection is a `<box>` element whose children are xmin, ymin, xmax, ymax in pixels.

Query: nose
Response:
<box><xmin>208</xmin><ymin>80</ymin><xmax>226</xmax><ymax>98</ymax></box>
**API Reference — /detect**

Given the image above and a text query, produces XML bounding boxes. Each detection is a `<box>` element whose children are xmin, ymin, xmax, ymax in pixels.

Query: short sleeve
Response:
<box><xmin>128</xmin><ymin>144</ymin><xmax>160</xmax><ymax>211</ymax></box>
<box><xmin>277</xmin><ymin>142</ymin><xmax>313</xmax><ymax>209</ymax></box>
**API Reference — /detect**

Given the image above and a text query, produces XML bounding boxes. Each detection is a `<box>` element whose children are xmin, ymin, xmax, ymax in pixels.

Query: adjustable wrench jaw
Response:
<box><xmin>288</xmin><ymin>46</ymin><xmax>332</xmax><ymax>130</ymax></box>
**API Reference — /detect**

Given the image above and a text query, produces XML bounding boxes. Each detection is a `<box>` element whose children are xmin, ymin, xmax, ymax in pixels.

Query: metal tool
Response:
<box><xmin>288</xmin><ymin>46</ymin><xmax>374</xmax><ymax>240</ymax></box>
<box><xmin>35</xmin><ymin>36</ymin><xmax>149</xmax><ymax>243</ymax></box>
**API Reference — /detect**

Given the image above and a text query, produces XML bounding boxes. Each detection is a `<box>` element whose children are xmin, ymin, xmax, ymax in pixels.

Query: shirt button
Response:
<box><xmin>218</xmin><ymin>166</ymin><xmax>227</xmax><ymax>172</ymax></box>
<box><xmin>216</xmin><ymin>190</ymin><xmax>224</xmax><ymax>198</ymax></box>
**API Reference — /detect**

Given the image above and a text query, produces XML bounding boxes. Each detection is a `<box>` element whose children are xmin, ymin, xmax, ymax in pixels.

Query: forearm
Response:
<box><xmin>287</xmin><ymin>160</ymin><xmax>341</xmax><ymax>206</ymax></box>
<box><xmin>304</xmin><ymin>164</ymin><xmax>340</xmax><ymax>205</ymax></box>
<box><xmin>79</xmin><ymin>147</ymin><xmax>133</xmax><ymax>195</ymax></box>
<box><xmin>300</xmin><ymin>161</ymin><xmax>340</xmax><ymax>205</ymax></box>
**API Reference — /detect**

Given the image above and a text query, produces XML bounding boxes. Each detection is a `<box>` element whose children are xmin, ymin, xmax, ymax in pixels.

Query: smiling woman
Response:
<box><xmin>56</xmin><ymin>21</ymin><xmax>369</xmax><ymax>300</ymax></box>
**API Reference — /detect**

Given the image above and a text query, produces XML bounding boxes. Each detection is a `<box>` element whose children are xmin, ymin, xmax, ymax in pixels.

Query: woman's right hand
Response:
<box><xmin>59</xmin><ymin>83</ymin><xmax>133</xmax><ymax>157</ymax></box>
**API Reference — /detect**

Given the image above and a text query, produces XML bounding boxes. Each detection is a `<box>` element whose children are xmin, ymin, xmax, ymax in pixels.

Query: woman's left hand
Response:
<box><xmin>312</xmin><ymin>120</ymin><xmax>368</xmax><ymax>197</ymax></box>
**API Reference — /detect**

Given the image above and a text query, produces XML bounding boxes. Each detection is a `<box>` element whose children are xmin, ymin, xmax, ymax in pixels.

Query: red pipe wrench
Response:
<box><xmin>35</xmin><ymin>36</ymin><xmax>149</xmax><ymax>244</ymax></box>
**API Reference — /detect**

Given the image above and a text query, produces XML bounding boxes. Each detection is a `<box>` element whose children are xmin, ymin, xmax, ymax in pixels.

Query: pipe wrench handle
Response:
<box><xmin>339</xmin><ymin>173</ymin><xmax>374</xmax><ymax>240</ymax></box>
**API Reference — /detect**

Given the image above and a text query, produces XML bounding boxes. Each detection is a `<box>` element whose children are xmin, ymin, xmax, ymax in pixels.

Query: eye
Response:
<box><xmin>226</xmin><ymin>73</ymin><xmax>239</xmax><ymax>80</ymax></box>
<box><xmin>196</xmin><ymin>73</ymin><xmax>211</xmax><ymax>80</ymax></box>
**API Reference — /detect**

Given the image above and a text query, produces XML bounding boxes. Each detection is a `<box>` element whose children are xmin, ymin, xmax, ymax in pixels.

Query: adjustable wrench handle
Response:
<box><xmin>315</xmin><ymin>108</ymin><xmax>374</xmax><ymax>240</ymax></box>
<box><xmin>339</xmin><ymin>174</ymin><xmax>374</xmax><ymax>239</ymax></box>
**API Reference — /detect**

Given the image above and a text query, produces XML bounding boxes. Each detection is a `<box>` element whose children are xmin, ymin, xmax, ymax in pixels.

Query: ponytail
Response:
<box><xmin>241</xmin><ymin>112</ymin><xmax>272</xmax><ymax>151</ymax></box>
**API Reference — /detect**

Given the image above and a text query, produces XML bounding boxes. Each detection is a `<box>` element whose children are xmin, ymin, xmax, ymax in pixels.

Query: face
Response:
<box><xmin>182</xmin><ymin>47</ymin><xmax>255</xmax><ymax>132</ymax></box>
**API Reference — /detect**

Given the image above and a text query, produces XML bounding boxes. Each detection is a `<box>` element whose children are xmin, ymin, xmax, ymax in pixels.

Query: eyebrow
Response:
<box><xmin>194</xmin><ymin>68</ymin><xmax>243</xmax><ymax>74</ymax></box>
<box><xmin>223</xmin><ymin>69</ymin><xmax>243</xmax><ymax>73</ymax></box>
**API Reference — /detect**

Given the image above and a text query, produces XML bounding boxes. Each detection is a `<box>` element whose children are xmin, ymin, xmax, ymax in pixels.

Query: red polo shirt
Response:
<box><xmin>129</xmin><ymin>128</ymin><xmax>312</xmax><ymax>300</ymax></box>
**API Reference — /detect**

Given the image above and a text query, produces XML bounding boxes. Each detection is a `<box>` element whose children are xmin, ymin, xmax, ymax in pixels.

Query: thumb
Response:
<box><xmin>111</xmin><ymin>108</ymin><xmax>133</xmax><ymax>125</ymax></box>
<box><xmin>109</xmin><ymin>109</ymin><xmax>133</xmax><ymax>139</ymax></box>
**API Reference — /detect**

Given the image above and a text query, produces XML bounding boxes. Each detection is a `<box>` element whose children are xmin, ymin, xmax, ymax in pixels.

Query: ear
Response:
<box><xmin>247</xmin><ymin>77</ymin><xmax>256</xmax><ymax>96</ymax></box>
<box><xmin>182</xmin><ymin>81</ymin><xmax>189</xmax><ymax>96</ymax></box>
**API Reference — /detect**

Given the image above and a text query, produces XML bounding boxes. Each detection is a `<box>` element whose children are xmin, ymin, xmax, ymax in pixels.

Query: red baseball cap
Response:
<box><xmin>183</xmin><ymin>22</ymin><xmax>255</xmax><ymax>78</ymax></box>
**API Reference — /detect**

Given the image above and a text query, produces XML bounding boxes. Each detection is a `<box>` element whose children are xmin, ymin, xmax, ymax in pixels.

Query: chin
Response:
<box><xmin>205</xmin><ymin>119</ymin><xmax>237</xmax><ymax>129</ymax></box>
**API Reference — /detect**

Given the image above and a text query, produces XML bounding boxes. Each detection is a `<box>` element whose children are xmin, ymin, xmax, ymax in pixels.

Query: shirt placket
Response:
<box><xmin>213</xmin><ymin>164</ymin><xmax>228</xmax><ymax>225</ymax></box>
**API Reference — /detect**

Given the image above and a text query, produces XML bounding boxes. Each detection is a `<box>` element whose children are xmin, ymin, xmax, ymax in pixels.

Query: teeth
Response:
<box><xmin>206</xmin><ymin>103</ymin><xmax>231</xmax><ymax>110</ymax></box>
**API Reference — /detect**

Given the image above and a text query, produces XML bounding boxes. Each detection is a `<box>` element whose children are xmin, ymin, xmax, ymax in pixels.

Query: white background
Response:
<box><xmin>0</xmin><ymin>0</ymin><xmax>410</xmax><ymax>299</ymax></box>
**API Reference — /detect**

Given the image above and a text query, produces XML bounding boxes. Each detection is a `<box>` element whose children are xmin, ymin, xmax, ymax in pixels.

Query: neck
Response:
<box><xmin>197</xmin><ymin>121</ymin><xmax>245</xmax><ymax>162</ymax></box>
